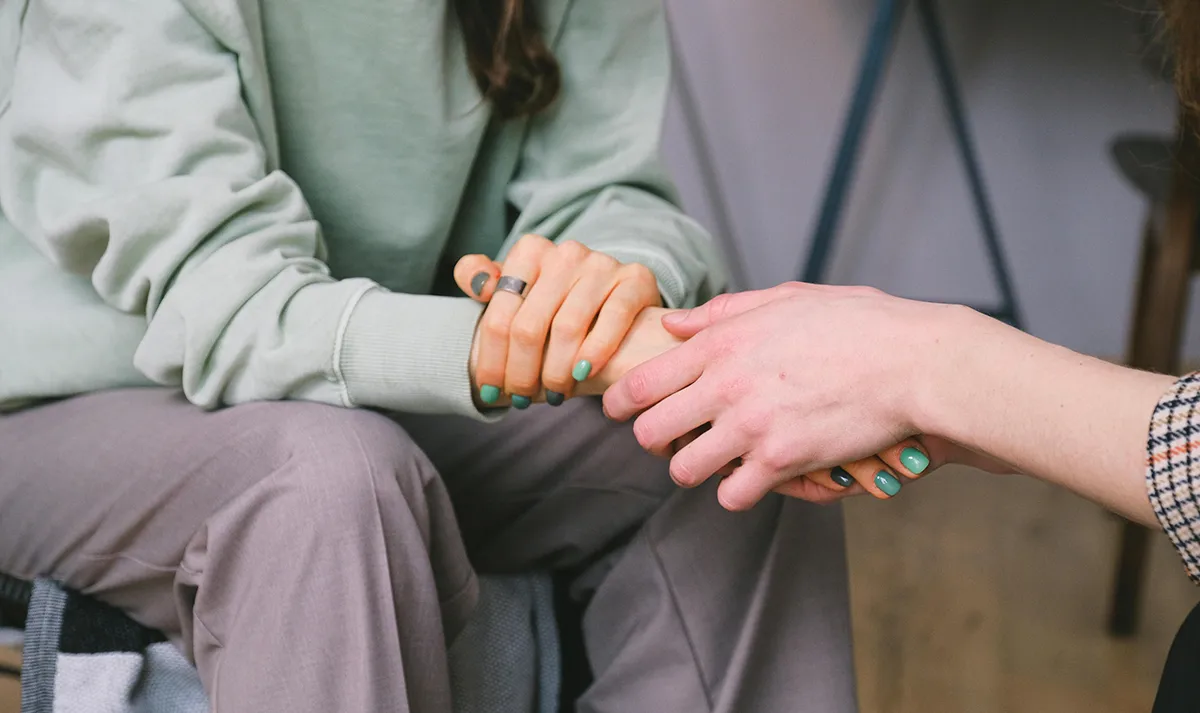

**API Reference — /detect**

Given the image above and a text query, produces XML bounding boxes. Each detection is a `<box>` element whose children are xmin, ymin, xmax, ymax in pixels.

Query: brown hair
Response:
<box><xmin>453</xmin><ymin>0</ymin><xmax>561</xmax><ymax>119</ymax></box>
<box><xmin>1163</xmin><ymin>0</ymin><xmax>1200</xmax><ymax>123</ymax></box>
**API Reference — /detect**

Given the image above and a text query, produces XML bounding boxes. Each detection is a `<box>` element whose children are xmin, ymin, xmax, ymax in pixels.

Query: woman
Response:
<box><xmin>0</xmin><ymin>1</ymin><xmax>858</xmax><ymax>711</ymax></box>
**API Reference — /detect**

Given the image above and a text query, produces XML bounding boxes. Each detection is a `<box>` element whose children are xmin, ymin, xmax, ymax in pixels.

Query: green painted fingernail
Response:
<box><xmin>831</xmin><ymin>467</ymin><xmax>854</xmax><ymax>488</ymax></box>
<box><xmin>900</xmin><ymin>447</ymin><xmax>929</xmax><ymax>475</ymax></box>
<box><xmin>875</xmin><ymin>471</ymin><xmax>902</xmax><ymax>497</ymax></box>
<box><xmin>511</xmin><ymin>394</ymin><xmax>531</xmax><ymax>410</ymax></box>
<box><xmin>572</xmin><ymin>360</ymin><xmax>592</xmax><ymax>382</ymax></box>
<box><xmin>480</xmin><ymin>385</ymin><xmax>501</xmax><ymax>404</ymax></box>
<box><xmin>546</xmin><ymin>390</ymin><xmax>565</xmax><ymax>406</ymax></box>
<box><xmin>470</xmin><ymin>271</ymin><xmax>490</xmax><ymax>296</ymax></box>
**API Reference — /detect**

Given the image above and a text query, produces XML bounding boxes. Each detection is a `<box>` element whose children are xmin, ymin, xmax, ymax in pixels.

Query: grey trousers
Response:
<box><xmin>0</xmin><ymin>388</ymin><xmax>856</xmax><ymax>712</ymax></box>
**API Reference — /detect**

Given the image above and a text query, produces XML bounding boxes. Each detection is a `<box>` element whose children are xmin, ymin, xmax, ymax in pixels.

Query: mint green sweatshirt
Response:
<box><xmin>0</xmin><ymin>0</ymin><xmax>725</xmax><ymax>416</ymax></box>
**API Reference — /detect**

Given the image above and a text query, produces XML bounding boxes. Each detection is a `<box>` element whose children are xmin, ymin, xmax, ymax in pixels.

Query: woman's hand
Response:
<box><xmin>454</xmin><ymin>234</ymin><xmax>661</xmax><ymax>407</ymax></box>
<box><xmin>603</xmin><ymin>283</ymin><xmax>962</xmax><ymax>510</ymax></box>
<box><xmin>593</xmin><ymin>304</ymin><xmax>962</xmax><ymax>503</ymax></box>
<box><xmin>772</xmin><ymin>436</ymin><xmax>1015</xmax><ymax>505</ymax></box>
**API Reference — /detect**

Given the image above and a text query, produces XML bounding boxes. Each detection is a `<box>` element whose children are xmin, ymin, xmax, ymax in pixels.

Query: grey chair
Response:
<box><xmin>0</xmin><ymin>568</ymin><xmax>581</xmax><ymax>712</ymax></box>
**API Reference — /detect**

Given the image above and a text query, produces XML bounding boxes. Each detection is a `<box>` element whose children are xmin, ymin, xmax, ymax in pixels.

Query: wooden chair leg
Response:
<box><xmin>1110</xmin><ymin>521</ymin><xmax>1152</xmax><ymax>636</ymax></box>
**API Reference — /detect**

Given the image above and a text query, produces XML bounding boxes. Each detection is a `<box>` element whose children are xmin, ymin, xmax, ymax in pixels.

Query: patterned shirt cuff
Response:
<box><xmin>1147</xmin><ymin>372</ymin><xmax>1200</xmax><ymax>583</ymax></box>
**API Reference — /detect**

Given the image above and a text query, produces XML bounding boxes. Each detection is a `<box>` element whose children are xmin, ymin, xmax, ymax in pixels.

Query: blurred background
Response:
<box><xmin>3</xmin><ymin>0</ymin><xmax>1198</xmax><ymax>711</ymax></box>
<box><xmin>658</xmin><ymin>0</ymin><xmax>1197</xmax><ymax>711</ymax></box>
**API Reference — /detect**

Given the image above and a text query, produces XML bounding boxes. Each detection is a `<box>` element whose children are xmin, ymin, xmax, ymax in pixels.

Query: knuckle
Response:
<box><xmin>624</xmin><ymin>370</ymin><xmax>654</xmax><ymax>407</ymax></box>
<box><xmin>623</xmin><ymin>262</ymin><xmax>656</xmax><ymax>285</ymax></box>
<box><xmin>733</xmin><ymin>407</ymin><xmax>770</xmax><ymax>440</ymax></box>
<box><xmin>512</xmin><ymin>233</ymin><xmax>550</xmax><ymax>258</ymax></box>
<box><xmin>557</xmin><ymin>240</ymin><xmax>590</xmax><ymax>261</ymax></box>
<box><xmin>708</xmin><ymin>293</ymin><xmax>735</xmax><ymax>321</ymax></box>
<box><xmin>717</xmin><ymin>373</ymin><xmax>751</xmax><ymax>407</ymax></box>
<box><xmin>758</xmin><ymin>443</ymin><xmax>795</xmax><ymax>474</ymax></box>
<box><xmin>510</xmin><ymin>319</ymin><xmax>546</xmax><ymax>348</ymax></box>
<box><xmin>603</xmin><ymin>298</ymin><xmax>639</xmax><ymax>323</ymax></box>
<box><xmin>481</xmin><ymin>315</ymin><xmax>510</xmax><ymax>341</ymax></box>
<box><xmin>551</xmin><ymin>312</ymin><xmax>588</xmax><ymax>341</ymax></box>
<box><xmin>587</xmin><ymin>251</ymin><xmax>619</xmax><ymax>271</ymax></box>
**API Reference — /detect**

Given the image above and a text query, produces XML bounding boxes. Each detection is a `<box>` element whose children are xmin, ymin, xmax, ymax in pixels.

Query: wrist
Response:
<box><xmin>905</xmin><ymin>303</ymin><xmax>998</xmax><ymax>440</ymax></box>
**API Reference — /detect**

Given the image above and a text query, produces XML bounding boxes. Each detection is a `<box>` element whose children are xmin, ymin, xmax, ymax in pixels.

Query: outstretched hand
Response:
<box><xmin>603</xmin><ymin>283</ymin><xmax>1011</xmax><ymax>510</ymax></box>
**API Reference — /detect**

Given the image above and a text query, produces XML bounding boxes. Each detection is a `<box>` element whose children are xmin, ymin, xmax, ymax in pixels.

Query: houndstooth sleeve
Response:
<box><xmin>1147</xmin><ymin>373</ymin><xmax>1200</xmax><ymax>583</ymax></box>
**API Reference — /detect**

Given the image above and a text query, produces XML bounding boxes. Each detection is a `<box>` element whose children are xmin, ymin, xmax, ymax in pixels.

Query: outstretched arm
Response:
<box><xmin>603</xmin><ymin>283</ymin><xmax>1174</xmax><ymax>525</ymax></box>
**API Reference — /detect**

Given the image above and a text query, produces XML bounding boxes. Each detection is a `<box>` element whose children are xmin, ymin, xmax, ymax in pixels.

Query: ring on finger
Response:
<box><xmin>495</xmin><ymin>276</ymin><xmax>528</xmax><ymax>299</ymax></box>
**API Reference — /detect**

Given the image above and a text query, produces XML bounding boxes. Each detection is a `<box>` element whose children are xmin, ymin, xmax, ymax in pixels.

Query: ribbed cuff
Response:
<box><xmin>338</xmin><ymin>289</ymin><xmax>498</xmax><ymax>420</ymax></box>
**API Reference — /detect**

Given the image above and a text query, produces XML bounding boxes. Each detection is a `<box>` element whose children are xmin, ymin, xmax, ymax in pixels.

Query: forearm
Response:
<box><xmin>915</xmin><ymin>307</ymin><xmax>1174</xmax><ymax>525</ymax></box>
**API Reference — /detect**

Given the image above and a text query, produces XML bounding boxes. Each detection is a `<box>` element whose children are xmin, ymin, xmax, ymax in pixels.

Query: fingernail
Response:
<box><xmin>480</xmin><ymin>385</ymin><xmax>501</xmax><ymax>404</ymax></box>
<box><xmin>572</xmin><ymin>360</ymin><xmax>592</xmax><ymax>382</ymax></box>
<box><xmin>831</xmin><ymin>467</ymin><xmax>854</xmax><ymax>488</ymax></box>
<box><xmin>900</xmin><ymin>447</ymin><xmax>929</xmax><ymax>475</ymax></box>
<box><xmin>875</xmin><ymin>471</ymin><xmax>902</xmax><ymax>497</ymax></box>
<box><xmin>546</xmin><ymin>390</ymin><xmax>565</xmax><ymax>407</ymax></box>
<box><xmin>511</xmin><ymin>394</ymin><xmax>531</xmax><ymax>410</ymax></box>
<box><xmin>470</xmin><ymin>271</ymin><xmax>490</xmax><ymax>297</ymax></box>
<box><xmin>662</xmin><ymin>310</ymin><xmax>689</xmax><ymax>326</ymax></box>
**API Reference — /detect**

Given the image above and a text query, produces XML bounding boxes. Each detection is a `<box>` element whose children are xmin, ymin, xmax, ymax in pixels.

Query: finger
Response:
<box><xmin>716</xmin><ymin>459</ymin><xmax>795</xmax><ymax>512</ymax></box>
<box><xmin>660</xmin><ymin>282</ymin><xmax>808</xmax><ymax>338</ymax></box>
<box><xmin>475</xmin><ymin>236</ymin><xmax>552</xmax><ymax>403</ymax></box>
<box><xmin>876</xmin><ymin>439</ymin><xmax>934</xmax><ymax>480</ymax></box>
<box><xmin>806</xmin><ymin>466</ymin><xmax>868</xmax><ymax>494</ymax></box>
<box><xmin>665</xmin><ymin>414</ymin><xmax>747</xmax><ymax>489</ymax></box>
<box><xmin>454</xmin><ymin>255</ymin><xmax>501</xmax><ymax>302</ymax></box>
<box><xmin>573</xmin><ymin>268</ymin><xmax>660</xmax><ymax>380</ymax></box>
<box><xmin>629</xmin><ymin>376</ymin><xmax>713</xmax><ymax>457</ymax></box>
<box><xmin>840</xmin><ymin>456</ymin><xmax>905</xmax><ymax>500</ymax></box>
<box><xmin>664</xmin><ymin>423</ymin><xmax>708</xmax><ymax>459</ymax></box>
<box><xmin>541</xmin><ymin>256</ymin><xmax>619</xmax><ymax>397</ymax></box>
<box><xmin>601</xmin><ymin>337</ymin><xmax>709</xmax><ymax>422</ymax></box>
<box><xmin>773</xmin><ymin>475</ymin><xmax>860</xmax><ymax>505</ymax></box>
<box><xmin>504</xmin><ymin>242</ymin><xmax>590</xmax><ymax>400</ymax></box>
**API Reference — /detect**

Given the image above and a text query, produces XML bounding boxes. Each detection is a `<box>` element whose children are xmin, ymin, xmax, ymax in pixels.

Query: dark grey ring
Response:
<box><xmin>495</xmin><ymin>276</ymin><xmax>528</xmax><ymax>298</ymax></box>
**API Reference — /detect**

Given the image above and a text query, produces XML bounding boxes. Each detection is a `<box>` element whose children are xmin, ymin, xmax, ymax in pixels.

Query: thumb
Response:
<box><xmin>661</xmin><ymin>284</ymin><xmax>803</xmax><ymax>337</ymax></box>
<box><xmin>453</xmin><ymin>254</ymin><xmax>501</xmax><ymax>303</ymax></box>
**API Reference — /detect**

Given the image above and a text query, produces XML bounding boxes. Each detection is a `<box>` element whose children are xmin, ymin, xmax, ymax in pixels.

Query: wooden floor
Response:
<box><xmin>0</xmin><ymin>647</ymin><xmax>17</xmax><ymax>713</ymax></box>
<box><xmin>845</xmin><ymin>466</ymin><xmax>1196</xmax><ymax>713</ymax></box>
<box><xmin>0</xmin><ymin>466</ymin><xmax>1194</xmax><ymax>713</ymax></box>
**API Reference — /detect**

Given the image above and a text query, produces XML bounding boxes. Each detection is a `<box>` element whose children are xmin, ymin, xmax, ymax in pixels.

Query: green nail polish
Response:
<box><xmin>470</xmin><ymin>271</ymin><xmax>490</xmax><ymax>297</ymax></box>
<box><xmin>572</xmin><ymin>360</ymin><xmax>592</xmax><ymax>382</ymax></box>
<box><xmin>831</xmin><ymin>467</ymin><xmax>854</xmax><ymax>488</ymax></box>
<box><xmin>546</xmin><ymin>390</ymin><xmax>565</xmax><ymax>407</ymax></box>
<box><xmin>875</xmin><ymin>471</ymin><xmax>902</xmax><ymax>497</ymax></box>
<box><xmin>900</xmin><ymin>447</ymin><xmax>929</xmax><ymax>475</ymax></box>
<box><xmin>480</xmin><ymin>385</ymin><xmax>501</xmax><ymax>404</ymax></box>
<box><xmin>511</xmin><ymin>394</ymin><xmax>531</xmax><ymax>410</ymax></box>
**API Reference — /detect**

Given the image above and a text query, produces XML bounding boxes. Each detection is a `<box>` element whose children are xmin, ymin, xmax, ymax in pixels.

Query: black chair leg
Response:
<box><xmin>1109</xmin><ymin>522</ymin><xmax>1151</xmax><ymax>636</ymax></box>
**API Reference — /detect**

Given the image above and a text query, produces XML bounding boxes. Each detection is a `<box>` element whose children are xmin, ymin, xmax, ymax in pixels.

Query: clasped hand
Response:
<box><xmin>455</xmin><ymin>234</ymin><xmax>663</xmax><ymax>406</ymax></box>
<box><xmin>456</xmin><ymin>241</ymin><xmax>951</xmax><ymax>509</ymax></box>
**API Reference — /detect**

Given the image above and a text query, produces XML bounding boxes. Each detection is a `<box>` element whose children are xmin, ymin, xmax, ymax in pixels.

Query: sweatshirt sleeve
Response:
<box><xmin>1146</xmin><ymin>372</ymin><xmax>1200</xmax><ymax>583</ymax></box>
<box><xmin>0</xmin><ymin>0</ymin><xmax>486</xmax><ymax>418</ymax></box>
<box><xmin>505</xmin><ymin>0</ymin><xmax>728</xmax><ymax>309</ymax></box>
